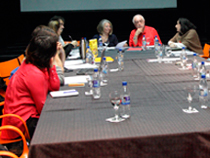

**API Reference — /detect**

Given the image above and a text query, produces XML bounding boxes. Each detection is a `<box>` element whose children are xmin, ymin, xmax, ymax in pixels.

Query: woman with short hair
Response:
<box><xmin>2</xmin><ymin>26</ymin><xmax>60</xmax><ymax>140</ymax></box>
<box><xmin>168</xmin><ymin>18</ymin><xmax>203</xmax><ymax>54</ymax></box>
<box><xmin>93</xmin><ymin>19</ymin><xmax>119</xmax><ymax>47</ymax></box>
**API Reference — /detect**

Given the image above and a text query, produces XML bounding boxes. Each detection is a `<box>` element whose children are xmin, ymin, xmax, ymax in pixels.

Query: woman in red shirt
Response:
<box><xmin>2</xmin><ymin>26</ymin><xmax>60</xmax><ymax>140</ymax></box>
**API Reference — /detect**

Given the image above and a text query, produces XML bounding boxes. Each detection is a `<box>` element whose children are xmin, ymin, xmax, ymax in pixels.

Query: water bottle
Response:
<box><xmin>120</xmin><ymin>81</ymin><xmax>130</xmax><ymax>118</ymax></box>
<box><xmin>154</xmin><ymin>39</ymin><xmax>159</xmax><ymax>57</ymax></box>
<box><xmin>154</xmin><ymin>35</ymin><xmax>158</xmax><ymax>45</ymax></box>
<box><xmin>84</xmin><ymin>37</ymin><xmax>89</xmax><ymax>48</ymax></box>
<box><xmin>157</xmin><ymin>44</ymin><xmax>163</xmax><ymax>63</ymax></box>
<box><xmin>86</xmin><ymin>46</ymin><xmax>94</xmax><ymax>64</ymax></box>
<box><xmin>92</xmin><ymin>69</ymin><xmax>101</xmax><ymax>99</ymax></box>
<box><xmin>117</xmin><ymin>49</ymin><xmax>124</xmax><ymax>71</ymax></box>
<box><xmin>180</xmin><ymin>47</ymin><xmax>187</xmax><ymax>69</ymax></box>
<box><xmin>101</xmin><ymin>57</ymin><xmax>108</xmax><ymax>83</ymax></box>
<box><xmin>98</xmin><ymin>36</ymin><xmax>103</xmax><ymax>48</ymax></box>
<box><xmin>142</xmin><ymin>35</ymin><xmax>147</xmax><ymax>50</ymax></box>
<box><xmin>199</xmin><ymin>61</ymin><xmax>206</xmax><ymax>79</ymax></box>
<box><xmin>192</xmin><ymin>53</ymin><xmax>198</xmax><ymax>78</ymax></box>
<box><xmin>199</xmin><ymin>74</ymin><xmax>208</xmax><ymax>108</ymax></box>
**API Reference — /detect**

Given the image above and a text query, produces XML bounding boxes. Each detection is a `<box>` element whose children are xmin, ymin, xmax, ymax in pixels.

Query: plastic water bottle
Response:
<box><xmin>86</xmin><ymin>46</ymin><xmax>94</xmax><ymax>64</ymax></box>
<box><xmin>142</xmin><ymin>35</ymin><xmax>147</xmax><ymax>50</ymax></box>
<box><xmin>192</xmin><ymin>53</ymin><xmax>198</xmax><ymax>77</ymax></box>
<box><xmin>180</xmin><ymin>47</ymin><xmax>187</xmax><ymax>69</ymax></box>
<box><xmin>154</xmin><ymin>35</ymin><xmax>158</xmax><ymax>45</ymax></box>
<box><xmin>92</xmin><ymin>69</ymin><xmax>101</xmax><ymax>99</ymax></box>
<box><xmin>120</xmin><ymin>81</ymin><xmax>130</xmax><ymax>118</ymax></box>
<box><xmin>101</xmin><ymin>57</ymin><xmax>108</xmax><ymax>83</ymax></box>
<box><xmin>154</xmin><ymin>39</ymin><xmax>159</xmax><ymax>57</ymax></box>
<box><xmin>98</xmin><ymin>36</ymin><xmax>103</xmax><ymax>48</ymax></box>
<box><xmin>199</xmin><ymin>74</ymin><xmax>208</xmax><ymax>108</ymax></box>
<box><xmin>84</xmin><ymin>37</ymin><xmax>89</xmax><ymax>48</ymax></box>
<box><xmin>198</xmin><ymin>61</ymin><xmax>206</xmax><ymax>79</ymax></box>
<box><xmin>117</xmin><ymin>49</ymin><xmax>124</xmax><ymax>71</ymax></box>
<box><xmin>157</xmin><ymin>44</ymin><xmax>163</xmax><ymax>63</ymax></box>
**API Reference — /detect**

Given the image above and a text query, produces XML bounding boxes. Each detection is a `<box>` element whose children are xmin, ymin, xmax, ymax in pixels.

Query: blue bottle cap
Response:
<box><xmin>182</xmin><ymin>47</ymin><xmax>185</xmax><ymax>49</ymax></box>
<box><xmin>87</xmin><ymin>46</ymin><xmax>90</xmax><ymax>48</ymax></box>
<box><xmin>84</xmin><ymin>37</ymin><xmax>86</xmax><ymax>40</ymax></box>
<box><xmin>193</xmin><ymin>53</ymin><xmax>197</xmax><ymax>56</ymax></box>
<box><xmin>201</xmin><ymin>74</ymin><xmax>206</xmax><ymax>79</ymax></box>
<box><xmin>94</xmin><ymin>69</ymin><xmax>98</xmax><ymax>72</ymax></box>
<box><xmin>158</xmin><ymin>43</ymin><xmax>161</xmax><ymax>46</ymax></box>
<box><xmin>119</xmin><ymin>49</ymin><xmax>122</xmax><ymax>51</ymax></box>
<box><xmin>103</xmin><ymin>57</ymin><xmax>106</xmax><ymax>60</ymax></box>
<box><xmin>122</xmin><ymin>81</ymin><xmax>127</xmax><ymax>86</ymax></box>
<box><xmin>201</xmin><ymin>61</ymin><xmax>205</xmax><ymax>65</ymax></box>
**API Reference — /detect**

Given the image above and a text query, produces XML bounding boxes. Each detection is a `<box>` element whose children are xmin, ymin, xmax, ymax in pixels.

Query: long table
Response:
<box><xmin>28</xmin><ymin>49</ymin><xmax>210</xmax><ymax>158</ymax></box>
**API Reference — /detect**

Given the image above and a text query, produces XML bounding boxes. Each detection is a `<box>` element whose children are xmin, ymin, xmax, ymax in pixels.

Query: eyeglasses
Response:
<box><xmin>134</xmin><ymin>20</ymin><xmax>144</xmax><ymax>24</ymax></box>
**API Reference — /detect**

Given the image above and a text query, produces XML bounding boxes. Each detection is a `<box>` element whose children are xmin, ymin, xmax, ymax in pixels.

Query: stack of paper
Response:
<box><xmin>50</xmin><ymin>89</ymin><xmax>79</xmax><ymax>98</ymax></box>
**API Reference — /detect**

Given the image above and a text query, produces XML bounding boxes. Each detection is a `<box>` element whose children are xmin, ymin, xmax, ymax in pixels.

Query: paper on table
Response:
<box><xmin>64</xmin><ymin>75</ymin><xmax>91</xmax><ymax>85</ymax></box>
<box><xmin>50</xmin><ymin>89</ymin><xmax>79</xmax><ymax>98</ymax></box>
<box><xmin>115</xmin><ymin>40</ymin><xmax>127</xmax><ymax>50</ymax></box>
<box><xmin>127</xmin><ymin>47</ymin><xmax>143</xmax><ymax>51</ymax></box>
<box><xmin>147</xmin><ymin>58</ymin><xmax>180</xmax><ymax>63</ymax></box>
<box><xmin>64</xmin><ymin>60</ymin><xmax>84</xmax><ymax>66</ymax></box>
<box><xmin>172</xmin><ymin>50</ymin><xmax>195</xmax><ymax>56</ymax></box>
<box><xmin>64</xmin><ymin>63</ymin><xmax>98</xmax><ymax>70</ymax></box>
<box><xmin>67</xmin><ymin>48</ymin><xmax>80</xmax><ymax>59</ymax></box>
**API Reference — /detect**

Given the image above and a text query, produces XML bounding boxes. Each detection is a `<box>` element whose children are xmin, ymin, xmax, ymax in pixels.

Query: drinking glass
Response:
<box><xmin>164</xmin><ymin>46</ymin><xmax>172</xmax><ymax>63</ymax></box>
<box><xmin>106</xmin><ymin>91</ymin><xmax>125</xmax><ymax>123</ymax></box>
<box><xmin>85</xmin><ymin>77</ymin><xmax>93</xmax><ymax>96</ymax></box>
<box><xmin>182</xmin><ymin>85</ymin><xmax>199</xmax><ymax>113</ymax></box>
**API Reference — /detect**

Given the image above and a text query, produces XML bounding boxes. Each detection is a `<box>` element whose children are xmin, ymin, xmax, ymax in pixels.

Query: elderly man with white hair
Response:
<box><xmin>129</xmin><ymin>14</ymin><xmax>162</xmax><ymax>47</ymax></box>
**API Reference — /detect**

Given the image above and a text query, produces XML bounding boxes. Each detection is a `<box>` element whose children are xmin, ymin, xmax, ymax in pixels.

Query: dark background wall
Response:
<box><xmin>0</xmin><ymin>0</ymin><xmax>209</xmax><ymax>61</ymax></box>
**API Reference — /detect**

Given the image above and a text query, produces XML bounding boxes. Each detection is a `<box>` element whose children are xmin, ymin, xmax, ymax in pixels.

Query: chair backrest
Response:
<box><xmin>0</xmin><ymin>54</ymin><xmax>25</xmax><ymax>85</ymax></box>
<box><xmin>0</xmin><ymin>114</ymin><xmax>30</xmax><ymax>140</ymax></box>
<box><xmin>202</xmin><ymin>43</ymin><xmax>210</xmax><ymax>58</ymax></box>
<box><xmin>0</xmin><ymin>125</ymin><xmax>28</xmax><ymax>158</ymax></box>
<box><xmin>0</xmin><ymin>151</ymin><xmax>19</xmax><ymax>158</ymax></box>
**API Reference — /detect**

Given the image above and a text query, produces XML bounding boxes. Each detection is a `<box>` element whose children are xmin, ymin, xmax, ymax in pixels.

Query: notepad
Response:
<box><xmin>50</xmin><ymin>89</ymin><xmax>79</xmax><ymax>98</ymax></box>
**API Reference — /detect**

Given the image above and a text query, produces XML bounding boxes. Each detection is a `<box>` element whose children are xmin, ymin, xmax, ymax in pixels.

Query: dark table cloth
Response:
<box><xmin>29</xmin><ymin>49</ymin><xmax>210</xmax><ymax>158</ymax></box>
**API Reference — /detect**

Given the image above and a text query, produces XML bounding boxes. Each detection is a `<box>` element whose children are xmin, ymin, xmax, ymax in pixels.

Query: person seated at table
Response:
<box><xmin>129</xmin><ymin>14</ymin><xmax>162</xmax><ymax>47</ymax></box>
<box><xmin>48</xmin><ymin>21</ymin><xmax>66</xmax><ymax>85</ymax></box>
<box><xmin>49</xmin><ymin>15</ymin><xmax>78</xmax><ymax>57</ymax></box>
<box><xmin>93</xmin><ymin>19</ymin><xmax>127</xmax><ymax>47</ymax></box>
<box><xmin>1</xmin><ymin>26</ymin><xmax>60</xmax><ymax>140</ymax></box>
<box><xmin>168</xmin><ymin>18</ymin><xmax>203</xmax><ymax>55</ymax></box>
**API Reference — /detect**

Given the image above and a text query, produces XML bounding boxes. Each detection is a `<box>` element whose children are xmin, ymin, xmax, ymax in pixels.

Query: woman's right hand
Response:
<box><xmin>71</xmin><ymin>40</ymin><xmax>78</xmax><ymax>48</ymax></box>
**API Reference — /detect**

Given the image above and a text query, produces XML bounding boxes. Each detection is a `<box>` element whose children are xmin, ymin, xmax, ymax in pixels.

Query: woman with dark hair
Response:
<box><xmin>1</xmin><ymin>26</ymin><xmax>60</xmax><ymax>140</ymax></box>
<box><xmin>168</xmin><ymin>18</ymin><xmax>203</xmax><ymax>54</ymax></box>
<box><xmin>93</xmin><ymin>19</ymin><xmax>124</xmax><ymax>47</ymax></box>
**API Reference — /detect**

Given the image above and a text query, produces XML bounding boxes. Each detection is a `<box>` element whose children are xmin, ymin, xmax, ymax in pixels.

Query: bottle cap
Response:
<box><xmin>193</xmin><ymin>53</ymin><xmax>197</xmax><ymax>56</ymax></box>
<box><xmin>122</xmin><ymin>81</ymin><xmax>127</xmax><ymax>86</ymax></box>
<box><xmin>103</xmin><ymin>57</ymin><xmax>106</xmax><ymax>60</ymax></box>
<box><xmin>201</xmin><ymin>61</ymin><xmax>205</xmax><ymax>65</ymax></box>
<box><xmin>158</xmin><ymin>43</ymin><xmax>161</xmax><ymax>46</ymax></box>
<box><xmin>182</xmin><ymin>47</ymin><xmax>185</xmax><ymax>49</ymax></box>
<box><xmin>201</xmin><ymin>74</ymin><xmax>206</xmax><ymax>79</ymax></box>
<box><xmin>119</xmin><ymin>49</ymin><xmax>122</xmax><ymax>51</ymax></box>
<box><xmin>84</xmin><ymin>37</ymin><xmax>86</xmax><ymax>40</ymax></box>
<box><xmin>94</xmin><ymin>69</ymin><xmax>98</xmax><ymax>72</ymax></box>
<box><xmin>87</xmin><ymin>46</ymin><xmax>90</xmax><ymax>48</ymax></box>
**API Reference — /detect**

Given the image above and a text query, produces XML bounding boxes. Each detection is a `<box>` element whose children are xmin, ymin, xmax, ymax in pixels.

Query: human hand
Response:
<box><xmin>57</xmin><ymin>42</ymin><xmax>63</xmax><ymax>52</ymax></box>
<box><xmin>123</xmin><ymin>43</ymin><xmax>128</xmax><ymax>47</ymax></box>
<box><xmin>169</xmin><ymin>43</ymin><xmax>177</xmax><ymax>48</ymax></box>
<box><xmin>135</xmin><ymin>28</ymin><xmax>143</xmax><ymax>36</ymax></box>
<box><xmin>71</xmin><ymin>40</ymin><xmax>78</xmax><ymax>48</ymax></box>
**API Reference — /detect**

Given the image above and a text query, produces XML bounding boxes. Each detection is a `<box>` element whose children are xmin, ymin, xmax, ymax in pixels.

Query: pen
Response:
<box><xmin>69</xmin><ymin>35</ymin><xmax>73</xmax><ymax>41</ymax></box>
